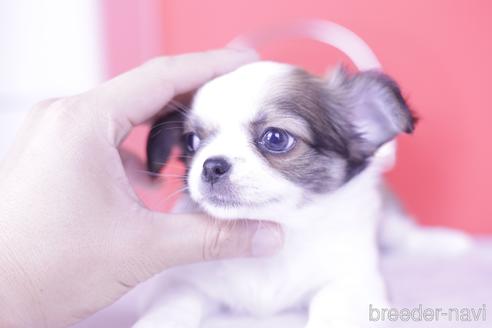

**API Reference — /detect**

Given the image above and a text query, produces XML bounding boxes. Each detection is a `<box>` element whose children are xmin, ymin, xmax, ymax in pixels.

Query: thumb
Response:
<box><xmin>120</xmin><ymin>211</ymin><xmax>283</xmax><ymax>281</ymax></box>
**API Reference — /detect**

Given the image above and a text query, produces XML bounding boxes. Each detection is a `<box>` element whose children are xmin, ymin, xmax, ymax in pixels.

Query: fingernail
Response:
<box><xmin>251</xmin><ymin>224</ymin><xmax>283</xmax><ymax>257</ymax></box>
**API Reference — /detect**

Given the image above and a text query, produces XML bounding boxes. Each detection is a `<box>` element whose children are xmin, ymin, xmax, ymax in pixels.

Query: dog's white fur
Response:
<box><xmin>133</xmin><ymin>62</ymin><xmax>470</xmax><ymax>328</ymax></box>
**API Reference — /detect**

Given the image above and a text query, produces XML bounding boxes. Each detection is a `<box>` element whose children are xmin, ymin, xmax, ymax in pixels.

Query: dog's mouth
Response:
<box><xmin>205</xmin><ymin>194</ymin><xmax>244</xmax><ymax>207</ymax></box>
<box><xmin>199</xmin><ymin>191</ymin><xmax>281</xmax><ymax>210</ymax></box>
<box><xmin>191</xmin><ymin>183</ymin><xmax>285</xmax><ymax>220</ymax></box>
<box><xmin>192</xmin><ymin>180</ymin><xmax>283</xmax><ymax>214</ymax></box>
<box><xmin>196</xmin><ymin>183</ymin><xmax>243</xmax><ymax>207</ymax></box>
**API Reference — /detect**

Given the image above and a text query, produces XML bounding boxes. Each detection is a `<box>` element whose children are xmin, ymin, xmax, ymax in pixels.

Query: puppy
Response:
<box><xmin>132</xmin><ymin>61</ymin><xmax>456</xmax><ymax>328</ymax></box>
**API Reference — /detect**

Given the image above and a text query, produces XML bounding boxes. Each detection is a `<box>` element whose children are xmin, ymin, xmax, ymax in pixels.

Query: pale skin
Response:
<box><xmin>0</xmin><ymin>48</ymin><xmax>283</xmax><ymax>328</ymax></box>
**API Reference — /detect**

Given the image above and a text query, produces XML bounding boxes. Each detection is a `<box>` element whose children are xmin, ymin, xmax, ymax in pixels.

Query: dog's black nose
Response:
<box><xmin>202</xmin><ymin>157</ymin><xmax>231</xmax><ymax>184</ymax></box>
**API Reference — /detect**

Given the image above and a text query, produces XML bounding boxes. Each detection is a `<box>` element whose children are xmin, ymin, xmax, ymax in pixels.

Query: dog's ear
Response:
<box><xmin>146</xmin><ymin>111</ymin><xmax>184</xmax><ymax>174</ymax></box>
<box><xmin>327</xmin><ymin>66</ymin><xmax>417</xmax><ymax>160</ymax></box>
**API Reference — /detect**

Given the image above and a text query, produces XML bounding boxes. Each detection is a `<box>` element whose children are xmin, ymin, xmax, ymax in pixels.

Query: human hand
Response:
<box><xmin>0</xmin><ymin>49</ymin><xmax>283</xmax><ymax>328</ymax></box>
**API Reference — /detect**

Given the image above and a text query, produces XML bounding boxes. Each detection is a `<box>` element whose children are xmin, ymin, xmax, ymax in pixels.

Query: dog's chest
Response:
<box><xmin>187</xmin><ymin>229</ymin><xmax>334</xmax><ymax>315</ymax></box>
<box><xmin>178</xmin><ymin>215</ymin><xmax>377</xmax><ymax>317</ymax></box>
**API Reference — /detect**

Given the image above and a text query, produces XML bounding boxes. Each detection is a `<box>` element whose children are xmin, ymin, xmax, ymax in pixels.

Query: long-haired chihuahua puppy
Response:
<box><xmin>133</xmin><ymin>61</ymin><xmax>468</xmax><ymax>328</ymax></box>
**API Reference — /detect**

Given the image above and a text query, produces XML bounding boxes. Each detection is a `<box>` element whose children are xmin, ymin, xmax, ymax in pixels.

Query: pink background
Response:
<box><xmin>101</xmin><ymin>0</ymin><xmax>492</xmax><ymax>234</ymax></box>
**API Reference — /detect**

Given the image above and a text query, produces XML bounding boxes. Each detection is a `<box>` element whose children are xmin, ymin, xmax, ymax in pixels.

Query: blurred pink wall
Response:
<box><xmin>102</xmin><ymin>0</ymin><xmax>492</xmax><ymax>234</ymax></box>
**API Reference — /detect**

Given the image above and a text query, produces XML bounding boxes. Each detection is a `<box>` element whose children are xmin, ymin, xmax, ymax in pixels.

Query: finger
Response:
<box><xmin>84</xmin><ymin>48</ymin><xmax>258</xmax><ymax>145</ymax></box>
<box><xmin>124</xmin><ymin>212</ymin><xmax>283</xmax><ymax>277</ymax></box>
<box><xmin>159</xmin><ymin>213</ymin><xmax>284</xmax><ymax>265</ymax></box>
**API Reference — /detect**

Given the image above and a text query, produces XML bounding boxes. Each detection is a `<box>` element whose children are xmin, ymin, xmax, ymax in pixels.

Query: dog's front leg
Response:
<box><xmin>305</xmin><ymin>273</ymin><xmax>388</xmax><ymax>328</ymax></box>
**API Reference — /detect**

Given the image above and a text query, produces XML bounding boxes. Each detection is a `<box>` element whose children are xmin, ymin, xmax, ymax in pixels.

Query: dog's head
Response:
<box><xmin>147</xmin><ymin>62</ymin><xmax>416</xmax><ymax>219</ymax></box>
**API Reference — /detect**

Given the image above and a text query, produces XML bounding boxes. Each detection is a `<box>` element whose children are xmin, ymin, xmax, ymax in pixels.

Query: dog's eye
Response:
<box><xmin>259</xmin><ymin>128</ymin><xmax>296</xmax><ymax>153</ymax></box>
<box><xmin>185</xmin><ymin>133</ymin><xmax>201</xmax><ymax>152</ymax></box>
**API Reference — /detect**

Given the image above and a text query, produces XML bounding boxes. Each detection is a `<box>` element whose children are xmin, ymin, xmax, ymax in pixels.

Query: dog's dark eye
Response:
<box><xmin>259</xmin><ymin>128</ymin><xmax>296</xmax><ymax>153</ymax></box>
<box><xmin>185</xmin><ymin>133</ymin><xmax>201</xmax><ymax>152</ymax></box>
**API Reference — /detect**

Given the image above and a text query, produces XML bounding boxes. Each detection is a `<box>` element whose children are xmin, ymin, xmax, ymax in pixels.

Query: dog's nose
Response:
<box><xmin>202</xmin><ymin>157</ymin><xmax>231</xmax><ymax>184</ymax></box>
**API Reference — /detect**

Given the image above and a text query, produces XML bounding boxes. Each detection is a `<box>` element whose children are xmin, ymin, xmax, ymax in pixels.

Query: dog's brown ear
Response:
<box><xmin>146</xmin><ymin>111</ymin><xmax>184</xmax><ymax>174</ymax></box>
<box><xmin>327</xmin><ymin>66</ymin><xmax>417</xmax><ymax>159</ymax></box>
